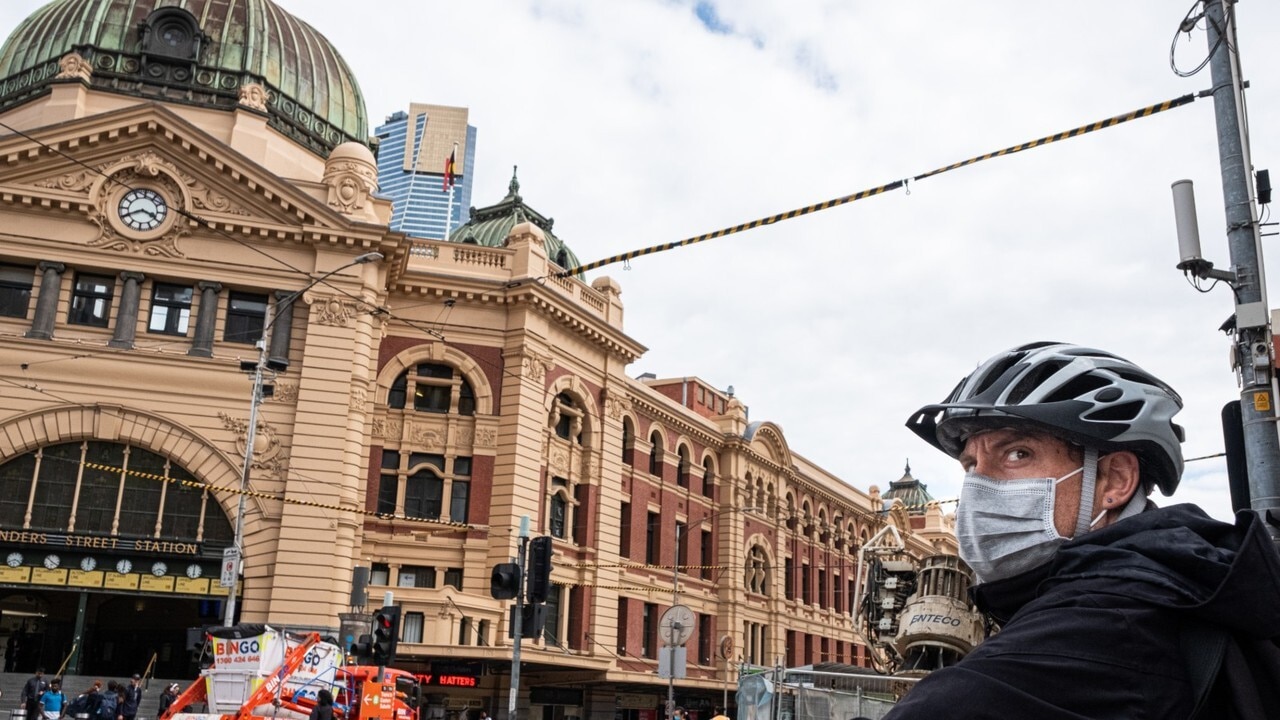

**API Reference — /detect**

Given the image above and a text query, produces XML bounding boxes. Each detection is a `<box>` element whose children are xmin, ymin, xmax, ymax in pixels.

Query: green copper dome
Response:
<box><xmin>882</xmin><ymin>462</ymin><xmax>935</xmax><ymax>512</ymax></box>
<box><xmin>450</xmin><ymin>167</ymin><xmax>582</xmax><ymax>273</ymax></box>
<box><xmin>0</xmin><ymin>0</ymin><xmax>367</xmax><ymax>156</ymax></box>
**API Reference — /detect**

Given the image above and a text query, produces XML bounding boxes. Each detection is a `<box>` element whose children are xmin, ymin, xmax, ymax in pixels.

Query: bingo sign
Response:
<box><xmin>212</xmin><ymin>629</ymin><xmax>283</xmax><ymax>671</ymax></box>
<box><xmin>283</xmin><ymin>635</ymin><xmax>342</xmax><ymax>701</ymax></box>
<box><xmin>210</xmin><ymin>627</ymin><xmax>341</xmax><ymax>702</ymax></box>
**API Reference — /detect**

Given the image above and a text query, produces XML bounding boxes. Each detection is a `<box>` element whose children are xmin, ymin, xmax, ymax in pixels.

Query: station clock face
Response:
<box><xmin>186</xmin><ymin>564</ymin><xmax>202</xmax><ymax>579</ymax></box>
<box><xmin>116</xmin><ymin>559</ymin><xmax>133</xmax><ymax>574</ymax></box>
<box><xmin>43</xmin><ymin>554</ymin><xmax>60</xmax><ymax>570</ymax></box>
<box><xmin>80</xmin><ymin>556</ymin><xmax>97</xmax><ymax>572</ymax></box>
<box><xmin>117</xmin><ymin>188</ymin><xmax>168</xmax><ymax>232</ymax></box>
<box><xmin>658</xmin><ymin>604</ymin><xmax>696</xmax><ymax>646</ymax></box>
<box><xmin>152</xmin><ymin>561</ymin><xmax>168</xmax><ymax>577</ymax></box>
<box><xmin>6</xmin><ymin>552</ymin><xmax>22</xmax><ymax>568</ymax></box>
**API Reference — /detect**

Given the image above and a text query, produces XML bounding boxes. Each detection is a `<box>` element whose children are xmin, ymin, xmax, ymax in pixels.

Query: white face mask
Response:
<box><xmin>955</xmin><ymin>465</ymin><xmax>1104</xmax><ymax>584</ymax></box>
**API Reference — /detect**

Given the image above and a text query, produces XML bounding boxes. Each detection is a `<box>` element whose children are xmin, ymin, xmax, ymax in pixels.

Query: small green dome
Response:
<box><xmin>0</xmin><ymin>0</ymin><xmax>367</xmax><ymax>156</ymax></box>
<box><xmin>450</xmin><ymin>167</ymin><xmax>582</xmax><ymax>273</ymax></box>
<box><xmin>882</xmin><ymin>462</ymin><xmax>935</xmax><ymax>512</ymax></box>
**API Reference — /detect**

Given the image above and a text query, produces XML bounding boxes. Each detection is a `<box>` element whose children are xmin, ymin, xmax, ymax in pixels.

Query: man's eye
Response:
<box><xmin>1004</xmin><ymin>448</ymin><xmax>1031</xmax><ymax>462</ymax></box>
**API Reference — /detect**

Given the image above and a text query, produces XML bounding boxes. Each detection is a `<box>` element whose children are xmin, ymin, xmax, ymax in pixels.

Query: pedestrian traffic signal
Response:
<box><xmin>491</xmin><ymin>562</ymin><xmax>521</xmax><ymax>600</ymax></box>
<box><xmin>527</xmin><ymin>535</ymin><xmax>553</xmax><ymax>603</ymax></box>
<box><xmin>372</xmin><ymin>605</ymin><xmax>401</xmax><ymax>666</ymax></box>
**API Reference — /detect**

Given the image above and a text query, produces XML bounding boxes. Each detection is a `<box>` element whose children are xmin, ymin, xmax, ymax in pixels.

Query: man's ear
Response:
<box><xmin>1096</xmin><ymin>450</ymin><xmax>1141</xmax><ymax>508</ymax></box>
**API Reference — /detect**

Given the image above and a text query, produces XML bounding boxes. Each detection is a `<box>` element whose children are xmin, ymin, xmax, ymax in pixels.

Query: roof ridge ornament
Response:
<box><xmin>507</xmin><ymin>165</ymin><xmax>521</xmax><ymax>200</ymax></box>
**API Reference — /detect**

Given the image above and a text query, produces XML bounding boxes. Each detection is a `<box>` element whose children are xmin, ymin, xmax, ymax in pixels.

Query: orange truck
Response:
<box><xmin>163</xmin><ymin>624</ymin><xmax>420</xmax><ymax>720</ymax></box>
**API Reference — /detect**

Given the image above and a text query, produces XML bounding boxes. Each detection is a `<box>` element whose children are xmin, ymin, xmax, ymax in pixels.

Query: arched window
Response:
<box><xmin>701</xmin><ymin>457</ymin><xmax>715</xmax><ymax>499</ymax></box>
<box><xmin>745</xmin><ymin>544</ymin><xmax>771</xmax><ymax>595</ymax></box>
<box><xmin>0</xmin><ymin>441</ymin><xmax>232</xmax><ymax>544</ymax></box>
<box><xmin>676</xmin><ymin>445</ymin><xmax>690</xmax><ymax>488</ymax></box>
<box><xmin>387</xmin><ymin>362</ymin><xmax>476</xmax><ymax>416</ymax></box>
<box><xmin>648</xmin><ymin>431</ymin><xmax>664</xmax><ymax>477</ymax></box>
<box><xmin>551</xmin><ymin>392</ymin><xmax>583</xmax><ymax>443</ymax></box>
<box><xmin>376</xmin><ymin>450</ymin><xmax>473</xmax><ymax>523</ymax></box>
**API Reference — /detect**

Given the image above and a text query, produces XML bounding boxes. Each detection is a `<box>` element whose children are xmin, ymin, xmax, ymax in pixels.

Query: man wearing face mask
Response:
<box><xmin>886</xmin><ymin>341</ymin><xmax>1280</xmax><ymax>720</ymax></box>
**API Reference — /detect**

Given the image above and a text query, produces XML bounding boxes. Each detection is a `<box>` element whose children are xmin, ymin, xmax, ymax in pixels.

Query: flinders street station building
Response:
<box><xmin>0</xmin><ymin>2</ymin><xmax>955</xmax><ymax>718</ymax></box>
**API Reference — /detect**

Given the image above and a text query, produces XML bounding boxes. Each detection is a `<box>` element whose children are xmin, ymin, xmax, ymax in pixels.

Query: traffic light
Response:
<box><xmin>527</xmin><ymin>535</ymin><xmax>553</xmax><ymax>603</ymax></box>
<box><xmin>491</xmin><ymin>562</ymin><xmax>521</xmax><ymax>600</ymax></box>
<box><xmin>349</xmin><ymin>633</ymin><xmax>374</xmax><ymax>664</ymax></box>
<box><xmin>372</xmin><ymin>605</ymin><xmax>401</xmax><ymax>666</ymax></box>
<box><xmin>508</xmin><ymin>603</ymin><xmax>547</xmax><ymax>639</ymax></box>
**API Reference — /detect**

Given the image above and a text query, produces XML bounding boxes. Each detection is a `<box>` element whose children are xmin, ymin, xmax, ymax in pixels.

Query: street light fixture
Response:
<box><xmin>666</xmin><ymin>506</ymin><xmax>763</xmax><ymax>720</ymax></box>
<box><xmin>222</xmin><ymin>251</ymin><xmax>384</xmax><ymax>626</ymax></box>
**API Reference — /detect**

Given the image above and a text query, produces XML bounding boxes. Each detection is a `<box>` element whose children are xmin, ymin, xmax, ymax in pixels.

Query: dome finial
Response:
<box><xmin>904</xmin><ymin>459</ymin><xmax>911</xmax><ymax>475</ymax></box>
<box><xmin>507</xmin><ymin>165</ymin><xmax>520</xmax><ymax>198</ymax></box>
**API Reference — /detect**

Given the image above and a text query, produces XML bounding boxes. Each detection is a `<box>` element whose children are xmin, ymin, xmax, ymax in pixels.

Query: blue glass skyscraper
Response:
<box><xmin>374</xmin><ymin>103</ymin><xmax>477</xmax><ymax>240</ymax></box>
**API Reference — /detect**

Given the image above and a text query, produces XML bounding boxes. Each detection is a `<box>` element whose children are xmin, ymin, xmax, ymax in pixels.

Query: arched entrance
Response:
<box><xmin>0</xmin><ymin>436</ymin><xmax>236</xmax><ymax>677</ymax></box>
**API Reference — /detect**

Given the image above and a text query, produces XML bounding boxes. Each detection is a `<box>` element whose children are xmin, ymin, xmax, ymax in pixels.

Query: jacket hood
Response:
<box><xmin>974</xmin><ymin>504</ymin><xmax>1280</xmax><ymax>635</ymax></box>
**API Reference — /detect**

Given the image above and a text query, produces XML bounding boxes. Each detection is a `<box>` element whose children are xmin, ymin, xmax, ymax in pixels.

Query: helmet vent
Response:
<box><xmin>1085</xmin><ymin>400</ymin><xmax>1143</xmax><ymax>422</ymax></box>
<box><xmin>971</xmin><ymin>354</ymin><xmax>1026</xmax><ymax>398</ymax></box>
<box><xmin>1006</xmin><ymin>359</ymin><xmax>1068</xmax><ymax>404</ymax></box>
<box><xmin>1040</xmin><ymin>374</ymin><xmax>1109</xmax><ymax>404</ymax></box>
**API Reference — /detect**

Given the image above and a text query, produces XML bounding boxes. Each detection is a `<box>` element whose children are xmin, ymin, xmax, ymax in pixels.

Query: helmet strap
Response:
<box><xmin>1073</xmin><ymin>447</ymin><xmax>1099</xmax><ymax>537</ymax></box>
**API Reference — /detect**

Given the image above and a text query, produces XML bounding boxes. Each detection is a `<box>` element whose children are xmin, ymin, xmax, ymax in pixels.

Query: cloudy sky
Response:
<box><xmin>5</xmin><ymin>1</ymin><xmax>1279</xmax><ymax>522</ymax></box>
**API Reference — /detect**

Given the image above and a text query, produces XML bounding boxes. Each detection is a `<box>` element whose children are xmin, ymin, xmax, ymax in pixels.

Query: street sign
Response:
<box><xmin>221</xmin><ymin>547</ymin><xmax>239</xmax><ymax>588</ymax></box>
<box><xmin>657</xmin><ymin>646</ymin><xmax>686</xmax><ymax>679</ymax></box>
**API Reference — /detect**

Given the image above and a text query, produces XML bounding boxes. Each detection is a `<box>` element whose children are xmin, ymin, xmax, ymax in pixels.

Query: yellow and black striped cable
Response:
<box><xmin>557</xmin><ymin>93</ymin><xmax>1197</xmax><ymax>277</ymax></box>
<box><xmin>79</xmin><ymin>459</ymin><xmax>475</xmax><ymax>531</ymax></box>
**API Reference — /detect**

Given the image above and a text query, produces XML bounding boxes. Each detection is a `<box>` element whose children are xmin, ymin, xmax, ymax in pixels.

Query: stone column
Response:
<box><xmin>108</xmin><ymin>271</ymin><xmax>145</xmax><ymax>349</ymax></box>
<box><xmin>188</xmin><ymin>281</ymin><xmax>222</xmax><ymax>357</ymax></box>
<box><xmin>25</xmin><ymin>261</ymin><xmax>65</xmax><ymax>340</ymax></box>
<box><xmin>268</xmin><ymin>290</ymin><xmax>295</xmax><ymax>369</ymax></box>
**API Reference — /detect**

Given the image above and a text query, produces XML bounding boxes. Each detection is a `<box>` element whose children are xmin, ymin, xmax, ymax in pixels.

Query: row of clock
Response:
<box><xmin>5</xmin><ymin>552</ymin><xmax>203</xmax><ymax>578</ymax></box>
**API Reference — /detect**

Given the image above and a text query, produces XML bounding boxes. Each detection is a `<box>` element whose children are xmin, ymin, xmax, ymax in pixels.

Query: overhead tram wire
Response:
<box><xmin>553</xmin><ymin>92</ymin><xmax>1199</xmax><ymax>278</ymax></box>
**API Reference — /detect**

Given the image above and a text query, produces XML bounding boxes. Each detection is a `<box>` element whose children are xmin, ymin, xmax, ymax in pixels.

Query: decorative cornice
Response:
<box><xmin>625</xmin><ymin>391</ymin><xmax>723</xmax><ymax>451</ymax></box>
<box><xmin>522</xmin><ymin>293</ymin><xmax>642</xmax><ymax>364</ymax></box>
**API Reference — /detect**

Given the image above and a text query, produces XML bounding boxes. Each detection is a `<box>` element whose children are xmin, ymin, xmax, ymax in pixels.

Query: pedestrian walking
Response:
<box><xmin>38</xmin><ymin>679</ymin><xmax>66</xmax><ymax>720</ymax></box>
<box><xmin>308</xmin><ymin>689</ymin><xmax>334</xmax><ymax>720</ymax></box>
<box><xmin>158</xmin><ymin>683</ymin><xmax>180</xmax><ymax>718</ymax></box>
<box><xmin>21</xmin><ymin>668</ymin><xmax>48</xmax><ymax>720</ymax></box>
<box><xmin>119</xmin><ymin>676</ymin><xmax>142</xmax><ymax>720</ymax></box>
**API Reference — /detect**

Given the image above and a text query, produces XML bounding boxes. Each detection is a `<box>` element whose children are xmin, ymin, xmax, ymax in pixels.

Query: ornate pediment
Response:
<box><xmin>2</xmin><ymin>104</ymin><xmax>364</xmax><ymax>242</ymax></box>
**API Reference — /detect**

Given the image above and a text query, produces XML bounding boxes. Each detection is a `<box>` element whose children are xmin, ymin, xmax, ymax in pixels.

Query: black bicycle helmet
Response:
<box><xmin>905</xmin><ymin>341</ymin><xmax>1185</xmax><ymax>495</ymax></box>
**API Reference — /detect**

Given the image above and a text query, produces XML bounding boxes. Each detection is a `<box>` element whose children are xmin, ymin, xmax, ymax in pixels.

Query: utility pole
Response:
<box><xmin>508</xmin><ymin>516</ymin><xmax>530</xmax><ymax>720</ymax></box>
<box><xmin>1204</xmin><ymin>0</ymin><xmax>1280</xmax><ymax>541</ymax></box>
<box><xmin>668</xmin><ymin>522</ymin><xmax>680</xmax><ymax>720</ymax></box>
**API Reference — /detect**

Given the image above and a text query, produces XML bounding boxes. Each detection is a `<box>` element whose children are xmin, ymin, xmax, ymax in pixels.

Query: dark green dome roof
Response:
<box><xmin>450</xmin><ymin>167</ymin><xmax>582</xmax><ymax>272</ymax></box>
<box><xmin>0</xmin><ymin>0</ymin><xmax>367</xmax><ymax>156</ymax></box>
<box><xmin>882</xmin><ymin>462</ymin><xmax>934</xmax><ymax>512</ymax></box>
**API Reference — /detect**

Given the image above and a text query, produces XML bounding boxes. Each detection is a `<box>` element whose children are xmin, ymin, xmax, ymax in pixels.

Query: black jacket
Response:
<box><xmin>886</xmin><ymin>504</ymin><xmax>1280</xmax><ymax>719</ymax></box>
<box><xmin>120</xmin><ymin>685</ymin><xmax>142</xmax><ymax>716</ymax></box>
